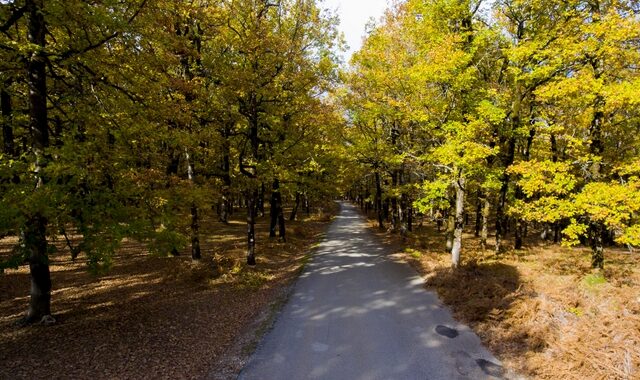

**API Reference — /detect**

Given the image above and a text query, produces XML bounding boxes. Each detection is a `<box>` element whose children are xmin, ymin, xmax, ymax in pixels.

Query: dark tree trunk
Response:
<box><xmin>1</xmin><ymin>88</ymin><xmax>14</xmax><ymax>156</ymax></box>
<box><xmin>515</xmin><ymin>126</ymin><xmax>536</xmax><ymax>250</ymax></box>
<box><xmin>185</xmin><ymin>149</ymin><xmax>200</xmax><ymax>260</ymax></box>
<box><xmin>190</xmin><ymin>204</ymin><xmax>201</xmax><ymax>260</ymax></box>
<box><xmin>496</xmin><ymin>90</ymin><xmax>521</xmax><ymax>253</ymax></box>
<box><xmin>219</xmin><ymin>125</ymin><xmax>232</xmax><ymax>223</ymax></box>
<box><xmin>246</xmin><ymin>187</ymin><xmax>258</xmax><ymax>266</ymax></box>
<box><xmin>270</xmin><ymin>179</ymin><xmax>282</xmax><ymax>238</ymax></box>
<box><xmin>290</xmin><ymin>191</ymin><xmax>301</xmax><ymax>221</ymax></box>
<box><xmin>391</xmin><ymin>171</ymin><xmax>399</xmax><ymax>231</ymax></box>
<box><xmin>481</xmin><ymin>195</ymin><xmax>490</xmax><ymax>250</ymax></box>
<box><xmin>304</xmin><ymin>195</ymin><xmax>310</xmax><ymax>215</ymax></box>
<box><xmin>588</xmin><ymin>93</ymin><xmax>605</xmax><ymax>269</ymax></box>
<box><xmin>278</xmin><ymin>204</ymin><xmax>286</xmax><ymax>242</ymax></box>
<box><xmin>451</xmin><ymin>177</ymin><xmax>465</xmax><ymax>267</ymax></box>
<box><xmin>475</xmin><ymin>190</ymin><xmax>482</xmax><ymax>237</ymax></box>
<box><xmin>24</xmin><ymin>0</ymin><xmax>52</xmax><ymax>324</ymax></box>
<box><xmin>257</xmin><ymin>182</ymin><xmax>265</xmax><ymax>217</ymax></box>
<box><xmin>590</xmin><ymin>222</ymin><xmax>604</xmax><ymax>269</ymax></box>
<box><xmin>375</xmin><ymin>170</ymin><xmax>384</xmax><ymax>229</ymax></box>
<box><xmin>495</xmin><ymin>136</ymin><xmax>515</xmax><ymax>253</ymax></box>
<box><xmin>24</xmin><ymin>215</ymin><xmax>51</xmax><ymax>323</ymax></box>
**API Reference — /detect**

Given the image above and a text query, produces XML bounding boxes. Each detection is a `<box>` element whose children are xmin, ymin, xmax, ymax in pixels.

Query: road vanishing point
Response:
<box><xmin>239</xmin><ymin>202</ymin><xmax>504</xmax><ymax>380</ymax></box>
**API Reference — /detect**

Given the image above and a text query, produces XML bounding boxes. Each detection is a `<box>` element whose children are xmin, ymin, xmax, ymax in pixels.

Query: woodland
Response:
<box><xmin>1</xmin><ymin>0</ymin><xmax>639</xmax><ymax>378</ymax></box>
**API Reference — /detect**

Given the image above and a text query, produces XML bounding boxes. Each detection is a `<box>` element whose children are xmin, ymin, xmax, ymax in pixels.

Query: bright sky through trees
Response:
<box><xmin>322</xmin><ymin>0</ymin><xmax>390</xmax><ymax>60</ymax></box>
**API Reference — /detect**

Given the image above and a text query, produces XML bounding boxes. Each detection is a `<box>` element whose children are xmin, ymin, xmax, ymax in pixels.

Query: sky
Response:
<box><xmin>321</xmin><ymin>0</ymin><xmax>391</xmax><ymax>61</ymax></box>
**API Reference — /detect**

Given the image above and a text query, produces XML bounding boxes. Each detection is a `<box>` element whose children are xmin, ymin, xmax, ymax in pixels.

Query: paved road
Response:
<box><xmin>239</xmin><ymin>202</ymin><xmax>504</xmax><ymax>380</ymax></box>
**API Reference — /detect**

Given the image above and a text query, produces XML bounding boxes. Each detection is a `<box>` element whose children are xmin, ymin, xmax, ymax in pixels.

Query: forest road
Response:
<box><xmin>237</xmin><ymin>201</ymin><xmax>504</xmax><ymax>380</ymax></box>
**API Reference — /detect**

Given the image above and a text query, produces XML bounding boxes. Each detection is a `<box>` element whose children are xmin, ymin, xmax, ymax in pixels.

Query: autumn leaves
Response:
<box><xmin>342</xmin><ymin>0</ymin><xmax>640</xmax><ymax>268</ymax></box>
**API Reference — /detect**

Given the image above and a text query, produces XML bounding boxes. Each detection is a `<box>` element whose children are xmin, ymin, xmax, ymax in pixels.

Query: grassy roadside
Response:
<box><xmin>363</xmin><ymin>213</ymin><xmax>639</xmax><ymax>380</ymax></box>
<box><xmin>0</xmin><ymin>202</ymin><xmax>339</xmax><ymax>380</ymax></box>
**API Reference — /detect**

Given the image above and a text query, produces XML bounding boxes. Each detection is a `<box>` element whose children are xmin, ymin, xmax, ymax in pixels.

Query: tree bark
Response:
<box><xmin>515</xmin><ymin>126</ymin><xmax>536</xmax><ymax>249</ymax></box>
<box><xmin>257</xmin><ymin>182</ymin><xmax>265</xmax><ymax>217</ymax></box>
<box><xmin>219</xmin><ymin>125</ymin><xmax>232</xmax><ymax>223</ymax></box>
<box><xmin>590</xmin><ymin>222</ymin><xmax>604</xmax><ymax>270</ymax></box>
<box><xmin>495</xmin><ymin>136</ymin><xmax>515</xmax><ymax>253</ymax></box>
<box><xmin>375</xmin><ymin>170</ymin><xmax>384</xmax><ymax>229</ymax></box>
<box><xmin>289</xmin><ymin>191</ymin><xmax>301</xmax><ymax>221</ymax></box>
<box><xmin>184</xmin><ymin>149</ymin><xmax>201</xmax><ymax>260</ymax></box>
<box><xmin>269</xmin><ymin>178</ymin><xmax>282</xmax><ymax>239</ymax></box>
<box><xmin>190</xmin><ymin>204</ymin><xmax>201</xmax><ymax>260</ymax></box>
<box><xmin>1</xmin><ymin>88</ymin><xmax>14</xmax><ymax>156</ymax></box>
<box><xmin>246</xmin><ymin>187</ymin><xmax>258</xmax><ymax>266</ymax></box>
<box><xmin>446</xmin><ymin>209</ymin><xmax>455</xmax><ymax>252</ymax></box>
<box><xmin>451</xmin><ymin>177</ymin><xmax>465</xmax><ymax>267</ymax></box>
<box><xmin>24</xmin><ymin>0</ymin><xmax>52</xmax><ymax>324</ymax></box>
<box><xmin>481</xmin><ymin>195</ymin><xmax>490</xmax><ymax>250</ymax></box>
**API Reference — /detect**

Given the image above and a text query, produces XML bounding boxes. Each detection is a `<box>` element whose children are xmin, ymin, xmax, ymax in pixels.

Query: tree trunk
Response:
<box><xmin>391</xmin><ymin>171</ymin><xmax>399</xmax><ymax>231</ymax></box>
<box><xmin>474</xmin><ymin>190</ymin><xmax>482</xmax><ymax>237</ymax></box>
<box><xmin>190</xmin><ymin>204</ymin><xmax>201</xmax><ymax>260</ymax></box>
<box><xmin>446</xmin><ymin>209</ymin><xmax>455</xmax><ymax>252</ymax></box>
<box><xmin>246</xmin><ymin>187</ymin><xmax>257</xmax><ymax>266</ymax></box>
<box><xmin>589</xmin><ymin>95</ymin><xmax>605</xmax><ymax>269</ymax></box>
<box><xmin>375</xmin><ymin>170</ymin><xmax>384</xmax><ymax>229</ymax></box>
<box><xmin>495</xmin><ymin>136</ymin><xmax>515</xmax><ymax>253</ymax></box>
<box><xmin>270</xmin><ymin>179</ymin><xmax>281</xmax><ymax>238</ymax></box>
<box><xmin>257</xmin><ymin>182</ymin><xmax>265</xmax><ymax>217</ymax></box>
<box><xmin>304</xmin><ymin>195</ymin><xmax>310</xmax><ymax>215</ymax></box>
<box><xmin>515</xmin><ymin>126</ymin><xmax>536</xmax><ymax>250</ymax></box>
<box><xmin>590</xmin><ymin>222</ymin><xmax>604</xmax><ymax>270</ymax></box>
<box><xmin>451</xmin><ymin>177</ymin><xmax>465</xmax><ymax>267</ymax></box>
<box><xmin>481</xmin><ymin>195</ymin><xmax>490</xmax><ymax>250</ymax></box>
<box><xmin>185</xmin><ymin>149</ymin><xmax>201</xmax><ymax>260</ymax></box>
<box><xmin>24</xmin><ymin>0</ymin><xmax>52</xmax><ymax>324</ymax></box>
<box><xmin>24</xmin><ymin>215</ymin><xmax>51</xmax><ymax>323</ymax></box>
<box><xmin>219</xmin><ymin>126</ymin><xmax>232</xmax><ymax>223</ymax></box>
<box><xmin>1</xmin><ymin>88</ymin><xmax>14</xmax><ymax>156</ymax></box>
<box><xmin>278</xmin><ymin>204</ymin><xmax>286</xmax><ymax>242</ymax></box>
<box><xmin>290</xmin><ymin>191</ymin><xmax>301</xmax><ymax>221</ymax></box>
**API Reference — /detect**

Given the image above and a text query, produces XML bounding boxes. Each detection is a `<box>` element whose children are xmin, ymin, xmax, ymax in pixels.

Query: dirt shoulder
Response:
<box><xmin>364</xmin><ymin>214</ymin><xmax>640</xmax><ymax>380</ymax></box>
<box><xmin>0</xmin><ymin>203</ymin><xmax>338</xmax><ymax>380</ymax></box>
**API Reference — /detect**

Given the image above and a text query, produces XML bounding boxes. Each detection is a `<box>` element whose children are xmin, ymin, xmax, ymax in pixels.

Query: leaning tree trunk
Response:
<box><xmin>290</xmin><ymin>191</ymin><xmax>301</xmax><ymax>221</ymax></box>
<box><xmin>451</xmin><ymin>177</ymin><xmax>465</xmax><ymax>267</ymax></box>
<box><xmin>24</xmin><ymin>0</ymin><xmax>52</xmax><ymax>324</ymax></box>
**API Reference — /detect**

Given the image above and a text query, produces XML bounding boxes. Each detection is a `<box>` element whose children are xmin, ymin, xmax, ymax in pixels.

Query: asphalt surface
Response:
<box><xmin>239</xmin><ymin>202</ymin><xmax>504</xmax><ymax>380</ymax></box>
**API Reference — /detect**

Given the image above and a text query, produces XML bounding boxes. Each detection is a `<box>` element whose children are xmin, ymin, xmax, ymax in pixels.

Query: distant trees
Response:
<box><xmin>344</xmin><ymin>0</ymin><xmax>640</xmax><ymax>269</ymax></box>
<box><xmin>0</xmin><ymin>0</ymin><xmax>343</xmax><ymax>323</ymax></box>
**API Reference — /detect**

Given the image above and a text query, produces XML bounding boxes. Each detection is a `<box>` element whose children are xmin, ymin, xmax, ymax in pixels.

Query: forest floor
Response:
<box><xmin>366</xmin><ymin>212</ymin><xmax>640</xmax><ymax>380</ymax></box>
<box><xmin>0</xmin><ymin>203</ymin><xmax>338</xmax><ymax>380</ymax></box>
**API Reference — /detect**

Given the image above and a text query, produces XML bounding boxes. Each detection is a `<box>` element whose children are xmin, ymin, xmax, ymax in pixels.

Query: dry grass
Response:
<box><xmin>366</xmin><ymin>214</ymin><xmax>640</xmax><ymax>380</ymax></box>
<box><xmin>0</xmin><ymin>203</ymin><xmax>338</xmax><ymax>380</ymax></box>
